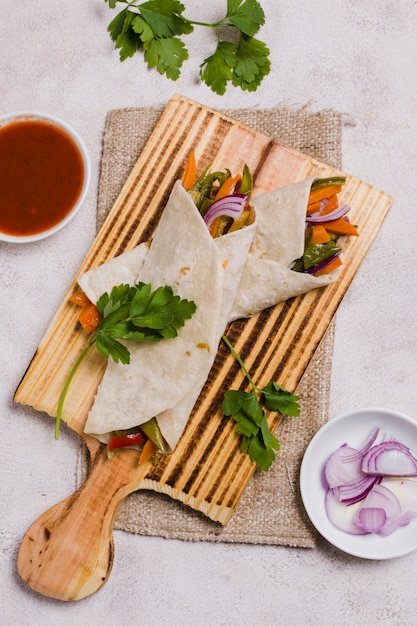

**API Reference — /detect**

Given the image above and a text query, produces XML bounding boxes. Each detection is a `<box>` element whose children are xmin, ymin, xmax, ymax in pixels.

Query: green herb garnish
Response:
<box><xmin>104</xmin><ymin>0</ymin><xmax>270</xmax><ymax>95</ymax></box>
<box><xmin>221</xmin><ymin>334</ymin><xmax>300</xmax><ymax>471</ymax></box>
<box><xmin>55</xmin><ymin>282</ymin><xmax>196</xmax><ymax>439</ymax></box>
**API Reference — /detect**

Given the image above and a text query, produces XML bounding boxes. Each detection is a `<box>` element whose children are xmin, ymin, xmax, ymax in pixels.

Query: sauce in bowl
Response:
<box><xmin>0</xmin><ymin>114</ymin><xmax>89</xmax><ymax>242</ymax></box>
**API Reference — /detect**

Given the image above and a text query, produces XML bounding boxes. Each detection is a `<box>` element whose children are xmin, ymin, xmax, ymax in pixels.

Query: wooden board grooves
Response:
<box><xmin>14</xmin><ymin>96</ymin><xmax>393</xmax><ymax>525</ymax></box>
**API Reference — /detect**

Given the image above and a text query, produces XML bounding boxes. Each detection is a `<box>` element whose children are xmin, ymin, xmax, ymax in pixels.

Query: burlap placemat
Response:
<box><xmin>79</xmin><ymin>105</ymin><xmax>342</xmax><ymax>548</ymax></box>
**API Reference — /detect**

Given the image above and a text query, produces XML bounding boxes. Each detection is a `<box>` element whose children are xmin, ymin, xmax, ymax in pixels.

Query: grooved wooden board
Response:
<box><xmin>15</xmin><ymin>95</ymin><xmax>392</xmax><ymax>525</ymax></box>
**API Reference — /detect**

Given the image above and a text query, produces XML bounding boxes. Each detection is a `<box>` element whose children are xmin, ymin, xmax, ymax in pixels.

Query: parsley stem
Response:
<box><xmin>55</xmin><ymin>336</ymin><xmax>96</xmax><ymax>440</ymax></box>
<box><xmin>221</xmin><ymin>334</ymin><xmax>257</xmax><ymax>394</ymax></box>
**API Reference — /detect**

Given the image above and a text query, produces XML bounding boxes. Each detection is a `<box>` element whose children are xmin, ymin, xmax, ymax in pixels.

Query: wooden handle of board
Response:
<box><xmin>17</xmin><ymin>445</ymin><xmax>148</xmax><ymax>601</ymax></box>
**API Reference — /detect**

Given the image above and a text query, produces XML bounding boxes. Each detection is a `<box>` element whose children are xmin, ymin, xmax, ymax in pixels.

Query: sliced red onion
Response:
<box><xmin>381</xmin><ymin>478</ymin><xmax>417</xmax><ymax>519</ymax></box>
<box><xmin>361</xmin><ymin>441</ymin><xmax>417</xmax><ymax>477</ymax></box>
<box><xmin>323</xmin><ymin>427</ymin><xmax>417</xmax><ymax>538</ymax></box>
<box><xmin>357</xmin><ymin>507</ymin><xmax>387</xmax><ymax>533</ymax></box>
<box><xmin>324</xmin><ymin>427</ymin><xmax>380</xmax><ymax>489</ymax></box>
<box><xmin>203</xmin><ymin>194</ymin><xmax>247</xmax><ymax>230</ymax></box>
<box><xmin>353</xmin><ymin>483</ymin><xmax>405</xmax><ymax>536</ymax></box>
<box><xmin>325</xmin><ymin>490</ymin><xmax>368</xmax><ymax>535</ymax></box>
<box><xmin>306</xmin><ymin>203</ymin><xmax>351</xmax><ymax>223</ymax></box>
<box><xmin>324</xmin><ymin>444</ymin><xmax>363</xmax><ymax>488</ymax></box>
<box><xmin>332</xmin><ymin>474</ymin><xmax>379</xmax><ymax>505</ymax></box>
<box><xmin>341</xmin><ymin>426</ymin><xmax>380</xmax><ymax>462</ymax></box>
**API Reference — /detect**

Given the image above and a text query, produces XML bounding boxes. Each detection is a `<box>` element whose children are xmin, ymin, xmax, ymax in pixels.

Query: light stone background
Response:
<box><xmin>1</xmin><ymin>1</ymin><xmax>417</xmax><ymax>624</ymax></box>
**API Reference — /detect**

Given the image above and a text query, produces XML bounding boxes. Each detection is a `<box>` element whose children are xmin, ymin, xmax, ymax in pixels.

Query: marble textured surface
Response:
<box><xmin>1</xmin><ymin>1</ymin><xmax>417</xmax><ymax>624</ymax></box>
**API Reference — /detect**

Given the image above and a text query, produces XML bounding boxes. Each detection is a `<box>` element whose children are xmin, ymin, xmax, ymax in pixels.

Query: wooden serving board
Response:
<box><xmin>15</xmin><ymin>95</ymin><xmax>392</xmax><ymax>601</ymax></box>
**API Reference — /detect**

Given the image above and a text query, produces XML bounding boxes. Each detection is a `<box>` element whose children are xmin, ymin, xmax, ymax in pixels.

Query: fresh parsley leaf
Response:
<box><xmin>139</xmin><ymin>1</ymin><xmax>193</xmax><ymax>38</ymax></box>
<box><xmin>104</xmin><ymin>1</ymin><xmax>271</xmax><ymax>94</ymax></box>
<box><xmin>222</xmin><ymin>389</ymin><xmax>281</xmax><ymax>472</ymax></box>
<box><xmin>261</xmin><ymin>381</ymin><xmax>300</xmax><ymax>417</ymax></box>
<box><xmin>109</xmin><ymin>9</ymin><xmax>144</xmax><ymax>61</ymax></box>
<box><xmin>226</xmin><ymin>0</ymin><xmax>265</xmax><ymax>37</ymax></box>
<box><xmin>95</xmin><ymin>331</ymin><xmax>131</xmax><ymax>364</ymax></box>
<box><xmin>55</xmin><ymin>282</ymin><xmax>196</xmax><ymax>439</ymax></box>
<box><xmin>223</xmin><ymin>390</ymin><xmax>264</xmax><ymax>434</ymax></box>
<box><xmin>200</xmin><ymin>42</ymin><xmax>236</xmax><ymax>96</ymax></box>
<box><xmin>144</xmin><ymin>37</ymin><xmax>188</xmax><ymax>80</ymax></box>
<box><xmin>131</xmin><ymin>14</ymin><xmax>154</xmax><ymax>45</ymax></box>
<box><xmin>246</xmin><ymin>427</ymin><xmax>280</xmax><ymax>472</ymax></box>
<box><xmin>232</xmin><ymin>34</ymin><xmax>271</xmax><ymax>92</ymax></box>
<box><xmin>221</xmin><ymin>334</ymin><xmax>300</xmax><ymax>471</ymax></box>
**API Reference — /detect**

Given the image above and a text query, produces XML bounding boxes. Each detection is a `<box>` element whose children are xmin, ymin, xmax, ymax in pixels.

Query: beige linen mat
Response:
<box><xmin>78</xmin><ymin>105</ymin><xmax>342</xmax><ymax>548</ymax></box>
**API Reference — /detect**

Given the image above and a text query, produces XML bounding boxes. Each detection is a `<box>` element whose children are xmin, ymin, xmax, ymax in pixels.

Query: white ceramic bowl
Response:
<box><xmin>0</xmin><ymin>111</ymin><xmax>90</xmax><ymax>243</ymax></box>
<box><xmin>300</xmin><ymin>407</ymin><xmax>417</xmax><ymax>559</ymax></box>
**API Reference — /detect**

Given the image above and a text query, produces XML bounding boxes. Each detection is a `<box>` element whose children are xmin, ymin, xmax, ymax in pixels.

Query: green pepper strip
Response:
<box><xmin>302</xmin><ymin>241</ymin><xmax>342</xmax><ymax>269</ymax></box>
<box><xmin>310</xmin><ymin>176</ymin><xmax>346</xmax><ymax>192</ymax></box>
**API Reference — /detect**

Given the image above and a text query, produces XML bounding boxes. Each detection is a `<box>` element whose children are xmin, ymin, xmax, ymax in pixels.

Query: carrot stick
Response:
<box><xmin>214</xmin><ymin>174</ymin><xmax>241</xmax><ymax>200</ymax></box>
<box><xmin>182</xmin><ymin>151</ymin><xmax>196</xmax><ymax>191</ymax></box>
<box><xmin>309</xmin><ymin>224</ymin><xmax>331</xmax><ymax>244</ymax></box>
<box><xmin>307</xmin><ymin>195</ymin><xmax>339</xmax><ymax>217</ymax></box>
<box><xmin>209</xmin><ymin>217</ymin><xmax>220</xmax><ymax>238</ymax></box>
<box><xmin>308</xmin><ymin>184</ymin><xmax>342</xmax><ymax>206</ymax></box>
<box><xmin>314</xmin><ymin>256</ymin><xmax>343</xmax><ymax>277</ymax></box>
<box><xmin>139</xmin><ymin>438</ymin><xmax>159</xmax><ymax>464</ymax></box>
<box><xmin>324</xmin><ymin>217</ymin><xmax>359</xmax><ymax>236</ymax></box>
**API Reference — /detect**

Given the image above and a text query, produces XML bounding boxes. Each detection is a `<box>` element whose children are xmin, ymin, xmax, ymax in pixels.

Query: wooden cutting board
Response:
<box><xmin>15</xmin><ymin>95</ymin><xmax>392</xmax><ymax>601</ymax></box>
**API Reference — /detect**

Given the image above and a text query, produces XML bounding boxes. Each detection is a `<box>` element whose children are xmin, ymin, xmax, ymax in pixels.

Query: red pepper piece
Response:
<box><xmin>107</xmin><ymin>432</ymin><xmax>147</xmax><ymax>451</ymax></box>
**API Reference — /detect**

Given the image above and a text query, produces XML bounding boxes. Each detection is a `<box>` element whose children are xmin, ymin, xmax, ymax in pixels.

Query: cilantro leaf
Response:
<box><xmin>232</xmin><ymin>34</ymin><xmax>271</xmax><ymax>91</ymax></box>
<box><xmin>200</xmin><ymin>41</ymin><xmax>236</xmax><ymax>96</ymax></box>
<box><xmin>246</xmin><ymin>427</ymin><xmax>280</xmax><ymax>472</ymax></box>
<box><xmin>139</xmin><ymin>0</ymin><xmax>193</xmax><ymax>38</ymax></box>
<box><xmin>108</xmin><ymin>8</ymin><xmax>144</xmax><ymax>61</ymax></box>
<box><xmin>55</xmin><ymin>282</ymin><xmax>196</xmax><ymax>438</ymax></box>
<box><xmin>223</xmin><ymin>390</ymin><xmax>264</xmax><ymax>435</ymax></box>
<box><xmin>261</xmin><ymin>382</ymin><xmax>300</xmax><ymax>417</ymax></box>
<box><xmin>104</xmin><ymin>1</ymin><xmax>271</xmax><ymax>94</ymax></box>
<box><xmin>131</xmin><ymin>14</ymin><xmax>154</xmax><ymax>45</ymax></box>
<box><xmin>223</xmin><ymin>389</ymin><xmax>281</xmax><ymax>472</ymax></box>
<box><xmin>221</xmin><ymin>334</ymin><xmax>300</xmax><ymax>471</ymax></box>
<box><xmin>226</xmin><ymin>0</ymin><xmax>265</xmax><ymax>37</ymax></box>
<box><xmin>95</xmin><ymin>332</ymin><xmax>131</xmax><ymax>364</ymax></box>
<box><xmin>144</xmin><ymin>37</ymin><xmax>188</xmax><ymax>80</ymax></box>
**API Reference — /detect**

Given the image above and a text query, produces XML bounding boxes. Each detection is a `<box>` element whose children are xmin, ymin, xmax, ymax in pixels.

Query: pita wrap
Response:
<box><xmin>229</xmin><ymin>177</ymin><xmax>342</xmax><ymax>320</ymax></box>
<box><xmin>78</xmin><ymin>177</ymin><xmax>342</xmax><ymax>449</ymax></box>
<box><xmin>80</xmin><ymin>181</ymin><xmax>256</xmax><ymax>448</ymax></box>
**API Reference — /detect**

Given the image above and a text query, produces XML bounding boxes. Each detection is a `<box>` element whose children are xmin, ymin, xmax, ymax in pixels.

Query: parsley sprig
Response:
<box><xmin>55</xmin><ymin>283</ymin><xmax>196</xmax><ymax>439</ymax></box>
<box><xmin>221</xmin><ymin>334</ymin><xmax>300</xmax><ymax>471</ymax></box>
<box><xmin>104</xmin><ymin>0</ymin><xmax>271</xmax><ymax>94</ymax></box>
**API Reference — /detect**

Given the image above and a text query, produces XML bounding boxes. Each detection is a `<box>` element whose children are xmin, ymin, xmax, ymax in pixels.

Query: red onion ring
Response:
<box><xmin>203</xmin><ymin>194</ymin><xmax>247</xmax><ymax>230</ymax></box>
<box><xmin>306</xmin><ymin>203</ymin><xmax>351</xmax><ymax>223</ymax></box>
<box><xmin>323</xmin><ymin>428</ymin><xmax>417</xmax><ymax>537</ymax></box>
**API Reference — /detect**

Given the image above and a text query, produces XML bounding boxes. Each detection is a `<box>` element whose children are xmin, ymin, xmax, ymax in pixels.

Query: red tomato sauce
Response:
<box><xmin>0</xmin><ymin>119</ymin><xmax>85</xmax><ymax>237</ymax></box>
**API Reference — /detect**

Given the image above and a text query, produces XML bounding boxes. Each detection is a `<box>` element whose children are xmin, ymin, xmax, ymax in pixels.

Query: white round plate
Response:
<box><xmin>300</xmin><ymin>407</ymin><xmax>417</xmax><ymax>559</ymax></box>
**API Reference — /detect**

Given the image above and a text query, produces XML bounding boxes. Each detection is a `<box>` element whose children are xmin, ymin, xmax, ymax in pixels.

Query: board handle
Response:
<box><xmin>17</xmin><ymin>445</ymin><xmax>148</xmax><ymax>601</ymax></box>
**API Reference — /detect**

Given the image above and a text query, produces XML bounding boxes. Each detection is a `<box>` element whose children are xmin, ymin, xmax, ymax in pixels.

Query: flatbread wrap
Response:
<box><xmin>79</xmin><ymin>180</ymin><xmax>256</xmax><ymax>448</ymax></box>
<box><xmin>74</xmin><ymin>163</ymin><xmax>357</xmax><ymax>455</ymax></box>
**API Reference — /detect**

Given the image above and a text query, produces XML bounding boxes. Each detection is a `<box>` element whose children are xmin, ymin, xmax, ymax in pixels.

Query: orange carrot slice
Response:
<box><xmin>309</xmin><ymin>224</ymin><xmax>331</xmax><ymax>244</ymax></box>
<box><xmin>214</xmin><ymin>174</ymin><xmax>241</xmax><ymax>200</ymax></box>
<box><xmin>308</xmin><ymin>185</ymin><xmax>343</xmax><ymax>206</ymax></box>
<box><xmin>324</xmin><ymin>217</ymin><xmax>359</xmax><ymax>237</ymax></box>
<box><xmin>139</xmin><ymin>438</ymin><xmax>159</xmax><ymax>464</ymax></box>
<box><xmin>182</xmin><ymin>151</ymin><xmax>196</xmax><ymax>191</ymax></box>
<box><xmin>314</xmin><ymin>255</ymin><xmax>343</xmax><ymax>277</ymax></box>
